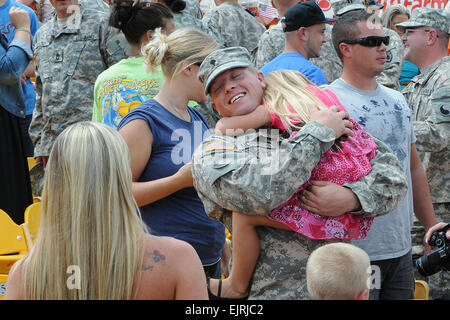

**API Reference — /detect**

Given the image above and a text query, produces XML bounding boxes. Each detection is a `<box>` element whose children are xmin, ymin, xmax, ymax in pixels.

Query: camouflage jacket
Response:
<box><xmin>172</xmin><ymin>11</ymin><xmax>225</xmax><ymax>47</ymax></box>
<box><xmin>202</xmin><ymin>2</ymin><xmax>266</xmax><ymax>60</ymax></box>
<box><xmin>255</xmin><ymin>23</ymin><xmax>403</xmax><ymax>90</ymax></box>
<box><xmin>30</xmin><ymin>7</ymin><xmax>126</xmax><ymax>157</ymax></box>
<box><xmin>192</xmin><ymin>122</ymin><xmax>408</xmax><ymax>299</ymax></box>
<box><xmin>402</xmin><ymin>55</ymin><xmax>450</xmax><ymax>205</ymax></box>
<box><xmin>184</xmin><ymin>0</ymin><xmax>203</xmax><ymax>19</ymax></box>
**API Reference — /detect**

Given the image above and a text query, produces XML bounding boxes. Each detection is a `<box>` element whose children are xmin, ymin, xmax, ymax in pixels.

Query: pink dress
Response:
<box><xmin>267</xmin><ymin>87</ymin><xmax>377</xmax><ymax>240</ymax></box>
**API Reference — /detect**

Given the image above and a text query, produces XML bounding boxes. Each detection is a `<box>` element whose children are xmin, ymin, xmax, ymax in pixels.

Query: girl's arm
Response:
<box><xmin>215</xmin><ymin>105</ymin><xmax>272</xmax><ymax>135</ymax></box>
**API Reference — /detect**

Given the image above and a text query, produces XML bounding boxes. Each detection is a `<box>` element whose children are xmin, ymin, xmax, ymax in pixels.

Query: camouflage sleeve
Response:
<box><xmin>412</xmin><ymin>86</ymin><xmax>450</xmax><ymax>153</ymax></box>
<box><xmin>376</xmin><ymin>29</ymin><xmax>403</xmax><ymax>90</ymax></box>
<box><xmin>29</xmin><ymin>73</ymin><xmax>44</xmax><ymax>157</ymax></box>
<box><xmin>192</xmin><ymin>122</ymin><xmax>335</xmax><ymax>217</ymax></box>
<box><xmin>343</xmin><ymin>135</ymin><xmax>408</xmax><ymax>218</ymax></box>
<box><xmin>254</xmin><ymin>27</ymin><xmax>284</xmax><ymax>68</ymax></box>
<box><xmin>100</xmin><ymin>18</ymin><xmax>128</xmax><ymax>68</ymax></box>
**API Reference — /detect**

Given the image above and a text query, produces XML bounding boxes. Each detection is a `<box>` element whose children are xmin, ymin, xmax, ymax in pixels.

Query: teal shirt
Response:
<box><xmin>399</xmin><ymin>60</ymin><xmax>420</xmax><ymax>90</ymax></box>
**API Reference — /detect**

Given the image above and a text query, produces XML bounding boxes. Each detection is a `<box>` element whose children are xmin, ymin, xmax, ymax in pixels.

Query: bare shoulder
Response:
<box><xmin>133</xmin><ymin>235</ymin><xmax>203</xmax><ymax>300</ymax></box>
<box><xmin>4</xmin><ymin>258</ymin><xmax>26</xmax><ymax>300</ymax></box>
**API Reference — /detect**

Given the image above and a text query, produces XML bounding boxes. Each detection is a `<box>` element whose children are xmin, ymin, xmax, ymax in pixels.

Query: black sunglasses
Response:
<box><xmin>340</xmin><ymin>36</ymin><xmax>390</xmax><ymax>47</ymax></box>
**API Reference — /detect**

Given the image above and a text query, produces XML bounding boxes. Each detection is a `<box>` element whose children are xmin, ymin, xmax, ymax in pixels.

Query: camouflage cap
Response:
<box><xmin>395</xmin><ymin>7</ymin><xmax>450</xmax><ymax>34</ymax></box>
<box><xmin>330</xmin><ymin>0</ymin><xmax>365</xmax><ymax>16</ymax></box>
<box><xmin>198</xmin><ymin>46</ymin><xmax>253</xmax><ymax>95</ymax></box>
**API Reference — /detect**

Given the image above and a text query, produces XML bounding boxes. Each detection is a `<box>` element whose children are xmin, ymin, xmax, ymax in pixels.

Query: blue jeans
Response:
<box><xmin>369</xmin><ymin>250</ymin><xmax>415</xmax><ymax>300</ymax></box>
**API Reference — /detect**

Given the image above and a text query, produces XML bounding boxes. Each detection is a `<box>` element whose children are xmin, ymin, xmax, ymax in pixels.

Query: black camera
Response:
<box><xmin>416</xmin><ymin>224</ymin><xmax>450</xmax><ymax>277</ymax></box>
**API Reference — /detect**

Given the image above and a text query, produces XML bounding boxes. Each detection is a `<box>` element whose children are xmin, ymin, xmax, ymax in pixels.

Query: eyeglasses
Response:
<box><xmin>404</xmin><ymin>29</ymin><xmax>433</xmax><ymax>36</ymax></box>
<box><xmin>340</xmin><ymin>36</ymin><xmax>390</xmax><ymax>47</ymax></box>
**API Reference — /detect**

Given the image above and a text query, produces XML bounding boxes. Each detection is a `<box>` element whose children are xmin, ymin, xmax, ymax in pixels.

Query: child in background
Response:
<box><xmin>208</xmin><ymin>69</ymin><xmax>377</xmax><ymax>299</ymax></box>
<box><xmin>306</xmin><ymin>242</ymin><xmax>371</xmax><ymax>300</ymax></box>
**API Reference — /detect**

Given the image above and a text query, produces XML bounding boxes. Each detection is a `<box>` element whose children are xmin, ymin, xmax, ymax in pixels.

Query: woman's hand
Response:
<box><xmin>9</xmin><ymin>6</ymin><xmax>31</xmax><ymax>30</ymax></box>
<box><xmin>174</xmin><ymin>162</ymin><xmax>194</xmax><ymax>188</ymax></box>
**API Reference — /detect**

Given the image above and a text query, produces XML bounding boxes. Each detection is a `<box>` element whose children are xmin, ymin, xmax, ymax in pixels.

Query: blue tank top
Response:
<box><xmin>119</xmin><ymin>98</ymin><xmax>225</xmax><ymax>265</ymax></box>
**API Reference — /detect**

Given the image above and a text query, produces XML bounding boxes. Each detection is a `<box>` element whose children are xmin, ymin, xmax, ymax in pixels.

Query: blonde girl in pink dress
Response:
<box><xmin>208</xmin><ymin>70</ymin><xmax>377</xmax><ymax>299</ymax></box>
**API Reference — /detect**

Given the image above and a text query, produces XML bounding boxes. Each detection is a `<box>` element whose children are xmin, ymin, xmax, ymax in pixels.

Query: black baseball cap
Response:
<box><xmin>281</xmin><ymin>0</ymin><xmax>335</xmax><ymax>32</ymax></box>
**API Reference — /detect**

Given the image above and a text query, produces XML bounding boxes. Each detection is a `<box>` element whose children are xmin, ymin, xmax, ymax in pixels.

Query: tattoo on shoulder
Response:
<box><xmin>141</xmin><ymin>249</ymin><xmax>166</xmax><ymax>271</ymax></box>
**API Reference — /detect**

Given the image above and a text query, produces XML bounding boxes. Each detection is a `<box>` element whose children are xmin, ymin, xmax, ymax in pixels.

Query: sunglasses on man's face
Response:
<box><xmin>340</xmin><ymin>36</ymin><xmax>390</xmax><ymax>47</ymax></box>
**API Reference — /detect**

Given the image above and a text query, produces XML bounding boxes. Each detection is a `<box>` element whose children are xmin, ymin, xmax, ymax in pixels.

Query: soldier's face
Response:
<box><xmin>210</xmin><ymin>67</ymin><xmax>266</xmax><ymax>118</ymax></box>
<box><xmin>401</xmin><ymin>27</ymin><xmax>431</xmax><ymax>66</ymax></box>
<box><xmin>50</xmin><ymin>0</ymin><xmax>79</xmax><ymax>18</ymax></box>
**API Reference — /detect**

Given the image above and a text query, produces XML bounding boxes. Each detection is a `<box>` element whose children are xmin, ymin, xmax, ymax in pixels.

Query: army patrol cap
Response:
<box><xmin>198</xmin><ymin>46</ymin><xmax>253</xmax><ymax>95</ymax></box>
<box><xmin>395</xmin><ymin>7</ymin><xmax>450</xmax><ymax>34</ymax></box>
<box><xmin>281</xmin><ymin>0</ymin><xmax>335</xmax><ymax>32</ymax></box>
<box><xmin>331</xmin><ymin>0</ymin><xmax>365</xmax><ymax>16</ymax></box>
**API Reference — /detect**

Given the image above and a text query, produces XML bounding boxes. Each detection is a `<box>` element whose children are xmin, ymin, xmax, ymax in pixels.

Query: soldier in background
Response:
<box><xmin>29</xmin><ymin>0</ymin><xmax>126</xmax><ymax>174</ymax></box>
<box><xmin>202</xmin><ymin>0</ymin><xmax>266</xmax><ymax>61</ymax></box>
<box><xmin>254</xmin><ymin>0</ymin><xmax>295</xmax><ymax>69</ymax></box>
<box><xmin>396</xmin><ymin>7</ymin><xmax>450</xmax><ymax>300</ymax></box>
<box><xmin>192</xmin><ymin>46</ymin><xmax>409</xmax><ymax>299</ymax></box>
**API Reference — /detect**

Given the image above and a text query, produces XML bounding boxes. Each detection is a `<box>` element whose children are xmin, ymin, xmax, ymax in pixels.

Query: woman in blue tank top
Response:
<box><xmin>119</xmin><ymin>28</ymin><xmax>226</xmax><ymax>279</ymax></box>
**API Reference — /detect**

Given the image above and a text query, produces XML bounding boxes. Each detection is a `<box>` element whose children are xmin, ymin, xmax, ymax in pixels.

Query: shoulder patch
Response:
<box><xmin>204</xmin><ymin>141</ymin><xmax>235</xmax><ymax>152</ymax></box>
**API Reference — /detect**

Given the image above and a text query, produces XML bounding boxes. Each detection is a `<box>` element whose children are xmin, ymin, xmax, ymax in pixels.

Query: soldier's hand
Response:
<box><xmin>35</xmin><ymin>156</ymin><xmax>48</xmax><ymax>169</ymax></box>
<box><xmin>174</xmin><ymin>162</ymin><xmax>194</xmax><ymax>188</ymax></box>
<box><xmin>9</xmin><ymin>6</ymin><xmax>30</xmax><ymax>30</ymax></box>
<box><xmin>299</xmin><ymin>180</ymin><xmax>361</xmax><ymax>217</ymax></box>
<box><xmin>310</xmin><ymin>105</ymin><xmax>354</xmax><ymax>139</ymax></box>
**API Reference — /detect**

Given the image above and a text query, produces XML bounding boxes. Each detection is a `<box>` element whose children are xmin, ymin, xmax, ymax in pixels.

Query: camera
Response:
<box><xmin>416</xmin><ymin>224</ymin><xmax>450</xmax><ymax>277</ymax></box>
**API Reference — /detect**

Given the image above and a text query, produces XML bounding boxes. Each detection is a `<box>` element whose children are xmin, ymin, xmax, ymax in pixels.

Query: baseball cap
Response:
<box><xmin>395</xmin><ymin>7</ymin><xmax>450</xmax><ymax>34</ymax></box>
<box><xmin>366</xmin><ymin>0</ymin><xmax>384</xmax><ymax>10</ymax></box>
<box><xmin>198</xmin><ymin>47</ymin><xmax>253</xmax><ymax>95</ymax></box>
<box><xmin>281</xmin><ymin>0</ymin><xmax>335</xmax><ymax>32</ymax></box>
<box><xmin>331</xmin><ymin>0</ymin><xmax>365</xmax><ymax>16</ymax></box>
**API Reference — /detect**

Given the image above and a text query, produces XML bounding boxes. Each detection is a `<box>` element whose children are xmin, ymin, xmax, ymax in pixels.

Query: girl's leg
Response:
<box><xmin>209</xmin><ymin>211</ymin><xmax>290</xmax><ymax>298</ymax></box>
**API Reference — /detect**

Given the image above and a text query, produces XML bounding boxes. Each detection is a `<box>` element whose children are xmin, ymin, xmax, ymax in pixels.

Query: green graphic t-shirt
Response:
<box><xmin>92</xmin><ymin>56</ymin><xmax>164</xmax><ymax>128</ymax></box>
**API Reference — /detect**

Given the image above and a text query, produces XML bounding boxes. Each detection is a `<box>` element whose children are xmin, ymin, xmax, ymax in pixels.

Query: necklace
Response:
<box><xmin>157</xmin><ymin>96</ymin><xmax>191</xmax><ymax>122</ymax></box>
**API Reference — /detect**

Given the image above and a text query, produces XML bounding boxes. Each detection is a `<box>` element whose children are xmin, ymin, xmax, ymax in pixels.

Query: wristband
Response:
<box><xmin>16</xmin><ymin>28</ymin><xmax>31</xmax><ymax>35</ymax></box>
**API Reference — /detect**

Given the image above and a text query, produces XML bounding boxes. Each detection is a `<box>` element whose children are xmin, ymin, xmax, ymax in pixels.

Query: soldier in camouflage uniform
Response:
<box><xmin>191</xmin><ymin>46</ymin><xmax>409</xmax><ymax>299</ymax></box>
<box><xmin>202</xmin><ymin>0</ymin><xmax>266</xmax><ymax>61</ymax></box>
<box><xmin>396</xmin><ymin>8</ymin><xmax>450</xmax><ymax>299</ymax></box>
<box><xmin>184</xmin><ymin>0</ymin><xmax>203</xmax><ymax>19</ymax></box>
<box><xmin>256</xmin><ymin>0</ymin><xmax>403</xmax><ymax>89</ymax></box>
<box><xmin>29</xmin><ymin>1</ymin><xmax>126</xmax><ymax>192</ymax></box>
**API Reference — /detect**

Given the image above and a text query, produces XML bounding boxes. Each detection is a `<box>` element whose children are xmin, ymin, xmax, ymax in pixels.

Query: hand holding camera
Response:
<box><xmin>416</xmin><ymin>223</ymin><xmax>450</xmax><ymax>277</ymax></box>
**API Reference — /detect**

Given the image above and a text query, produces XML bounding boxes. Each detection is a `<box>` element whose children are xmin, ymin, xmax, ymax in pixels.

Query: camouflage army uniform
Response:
<box><xmin>184</xmin><ymin>0</ymin><xmax>203</xmax><ymax>19</ymax></box>
<box><xmin>310</xmin><ymin>24</ymin><xmax>342</xmax><ymax>84</ymax></box>
<box><xmin>397</xmin><ymin>8</ymin><xmax>450</xmax><ymax>299</ymax></box>
<box><xmin>254</xmin><ymin>22</ymin><xmax>283</xmax><ymax>69</ymax></box>
<box><xmin>192</xmin><ymin>123</ymin><xmax>408</xmax><ymax>299</ymax></box>
<box><xmin>172</xmin><ymin>11</ymin><xmax>225</xmax><ymax>47</ymax></box>
<box><xmin>29</xmin><ymin>7</ymin><xmax>126</xmax><ymax>159</ymax></box>
<box><xmin>193</xmin><ymin>46</ymin><xmax>409</xmax><ymax>299</ymax></box>
<box><xmin>202</xmin><ymin>2</ymin><xmax>266</xmax><ymax>60</ymax></box>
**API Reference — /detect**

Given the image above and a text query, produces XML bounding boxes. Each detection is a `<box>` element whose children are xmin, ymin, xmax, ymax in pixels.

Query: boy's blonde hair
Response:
<box><xmin>263</xmin><ymin>70</ymin><xmax>328</xmax><ymax>133</ymax></box>
<box><xmin>22</xmin><ymin>122</ymin><xmax>148</xmax><ymax>299</ymax></box>
<box><xmin>142</xmin><ymin>27</ymin><xmax>219</xmax><ymax>79</ymax></box>
<box><xmin>306</xmin><ymin>242</ymin><xmax>371</xmax><ymax>300</ymax></box>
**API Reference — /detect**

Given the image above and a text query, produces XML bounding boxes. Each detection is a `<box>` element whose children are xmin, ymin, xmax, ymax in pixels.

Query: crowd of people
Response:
<box><xmin>1</xmin><ymin>0</ymin><xmax>449</xmax><ymax>300</ymax></box>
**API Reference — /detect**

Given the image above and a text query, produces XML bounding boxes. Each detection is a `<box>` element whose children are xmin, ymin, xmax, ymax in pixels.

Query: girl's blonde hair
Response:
<box><xmin>22</xmin><ymin>122</ymin><xmax>148</xmax><ymax>299</ymax></box>
<box><xmin>263</xmin><ymin>70</ymin><xmax>328</xmax><ymax>133</ymax></box>
<box><xmin>142</xmin><ymin>27</ymin><xmax>219</xmax><ymax>79</ymax></box>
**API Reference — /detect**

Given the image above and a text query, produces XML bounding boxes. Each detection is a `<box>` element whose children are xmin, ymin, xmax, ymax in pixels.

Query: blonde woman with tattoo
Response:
<box><xmin>5</xmin><ymin>122</ymin><xmax>207</xmax><ymax>300</ymax></box>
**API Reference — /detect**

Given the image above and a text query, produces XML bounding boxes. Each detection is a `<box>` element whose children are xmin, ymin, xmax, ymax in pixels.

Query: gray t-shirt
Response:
<box><xmin>328</xmin><ymin>79</ymin><xmax>416</xmax><ymax>261</ymax></box>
